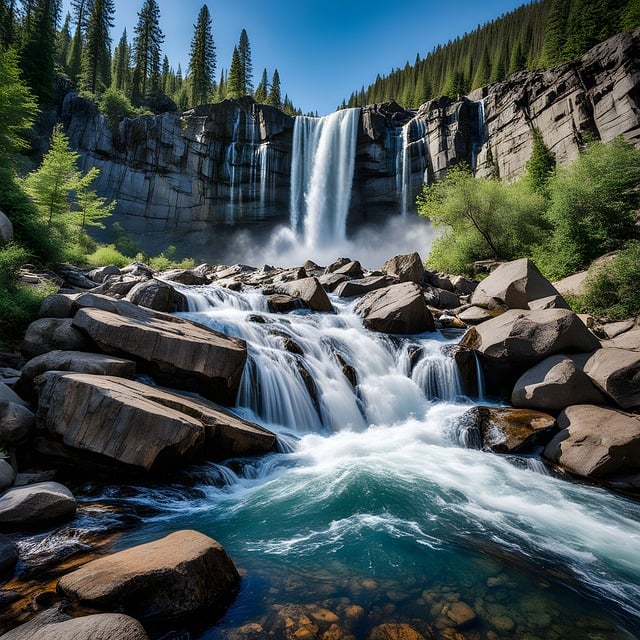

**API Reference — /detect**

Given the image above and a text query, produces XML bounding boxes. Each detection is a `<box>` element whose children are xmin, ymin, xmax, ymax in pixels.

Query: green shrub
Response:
<box><xmin>0</xmin><ymin>243</ymin><xmax>30</xmax><ymax>289</ymax></box>
<box><xmin>577</xmin><ymin>242</ymin><xmax>640</xmax><ymax>320</ymax></box>
<box><xmin>98</xmin><ymin>88</ymin><xmax>144</xmax><ymax>129</ymax></box>
<box><xmin>84</xmin><ymin>244</ymin><xmax>131</xmax><ymax>268</ymax></box>
<box><xmin>0</xmin><ymin>282</ymin><xmax>56</xmax><ymax>343</ymax></box>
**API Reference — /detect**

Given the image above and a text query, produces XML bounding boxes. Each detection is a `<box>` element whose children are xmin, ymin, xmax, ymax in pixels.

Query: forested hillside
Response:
<box><xmin>345</xmin><ymin>0</ymin><xmax>640</xmax><ymax>109</ymax></box>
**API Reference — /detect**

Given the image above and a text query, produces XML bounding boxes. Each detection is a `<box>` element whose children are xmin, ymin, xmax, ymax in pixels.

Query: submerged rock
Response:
<box><xmin>57</xmin><ymin>530</ymin><xmax>240</xmax><ymax>624</ymax></box>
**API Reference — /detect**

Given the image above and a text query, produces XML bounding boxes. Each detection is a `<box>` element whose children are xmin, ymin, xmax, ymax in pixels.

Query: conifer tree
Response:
<box><xmin>267</xmin><ymin>68</ymin><xmax>281</xmax><ymax>108</ymax></box>
<box><xmin>55</xmin><ymin>11</ymin><xmax>71</xmax><ymax>70</ymax></box>
<box><xmin>238</xmin><ymin>28</ymin><xmax>253</xmax><ymax>95</ymax></box>
<box><xmin>161</xmin><ymin>54</ymin><xmax>169</xmax><ymax>92</ymax></box>
<box><xmin>176</xmin><ymin>63</ymin><xmax>183</xmax><ymax>89</ymax></box>
<box><xmin>472</xmin><ymin>46</ymin><xmax>491</xmax><ymax>89</ymax></box>
<box><xmin>111</xmin><ymin>28</ymin><xmax>129</xmax><ymax>92</ymax></box>
<box><xmin>226</xmin><ymin>45</ymin><xmax>242</xmax><ymax>98</ymax></box>
<box><xmin>82</xmin><ymin>0</ymin><xmax>114</xmax><ymax>94</ymax></box>
<box><xmin>254</xmin><ymin>67</ymin><xmax>268</xmax><ymax>103</ymax></box>
<box><xmin>131</xmin><ymin>0</ymin><xmax>164</xmax><ymax>104</ymax></box>
<box><xmin>0</xmin><ymin>0</ymin><xmax>18</xmax><ymax>49</ymax></box>
<box><xmin>526</xmin><ymin>128</ymin><xmax>556</xmax><ymax>195</ymax></box>
<box><xmin>622</xmin><ymin>0</ymin><xmax>640</xmax><ymax>29</ymax></box>
<box><xmin>214</xmin><ymin>67</ymin><xmax>226</xmax><ymax>101</ymax></box>
<box><xmin>188</xmin><ymin>4</ymin><xmax>215</xmax><ymax>106</ymax></box>
<box><xmin>540</xmin><ymin>0</ymin><xmax>570</xmax><ymax>66</ymax></box>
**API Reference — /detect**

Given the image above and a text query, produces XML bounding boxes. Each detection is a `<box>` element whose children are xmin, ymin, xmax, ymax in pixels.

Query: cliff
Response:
<box><xmin>62</xmin><ymin>28</ymin><xmax>640</xmax><ymax>233</ymax></box>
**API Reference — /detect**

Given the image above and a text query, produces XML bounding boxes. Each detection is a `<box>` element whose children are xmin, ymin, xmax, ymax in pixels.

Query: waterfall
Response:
<box><xmin>471</xmin><ymin>98</ymin><xmax>487</xmax><ymax>172</ymax></box>
<box><xmin>289</xmin><ymin>109</ymin><xmax>360</xmax><ymax>247</ymax></box>
<box><xmin>473</xmin><ymin>351</ymin><xmax>486</xmax><ymax>402</ymax></box>
<box><xmin>399</xmin><ymin>117</ymin><xmax>429</xmax><ymax>216</ymax></box>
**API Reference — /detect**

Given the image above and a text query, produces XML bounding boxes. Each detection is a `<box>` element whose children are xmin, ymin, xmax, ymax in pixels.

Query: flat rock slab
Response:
<box><xmin>35</xmin><ymin>373</ymin><xmax>276</xmax><ymax>473</ymax></box>
<box><xmin>335</xmin><ymin>275</ymin><xmax>388</xmax><ymax>298</ymax></box>
<box><xmin>584</xmin><ymin>348</ymin><xmax>640</xmax><ymax>409</ymax></box>
<box><xmin>57</xmin><ymin>530</ymin><xmax>240</xmax><ymax>623</ymax></box>
<box><xmin>0</xmin><ymin>482</ymin><xmax>76</xmax><ymax>531</ymax></box>
<box><xmin>512</xmin><ymin>355</ymin><xmax>607</xmax><ymax>412</ymax></box>
<box><xmin>354</xmin><ymin>282</ymin><xmax>435</xmax><ymax>335</ymax></box>
<box><xmin>0</xmin><ymin>608</ymin><xmax>149</xmax><ymax>640</ymax></box>
<box><xmin>72</xmin><ymin>307</ymin><xmax>246</xmax><ymax>405</ymax></box>
<box><xmin>605</xmin><ymin>328</ymin><xmax>640</xmax><ymax>352</ymax></box>
<box><xmin>457</xmin><ymin>306</ymin><xmax>494</xmax><ymax>325</ymax></box>
<box><xmin>544</xmin><ymin>405</ymin><xmax>640</xmax><ymax>479</ymax></box>
<box><xmin>471</xmin><ymin>258</ymin><xmax>563</xmax><ymax>311</ymax></box>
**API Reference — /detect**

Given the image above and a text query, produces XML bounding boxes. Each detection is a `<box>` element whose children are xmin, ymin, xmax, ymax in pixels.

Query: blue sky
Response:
<box><xmin>62</xmin><ymin>0</ymin><xmax>529</xmax><ymax>115</ymax></box>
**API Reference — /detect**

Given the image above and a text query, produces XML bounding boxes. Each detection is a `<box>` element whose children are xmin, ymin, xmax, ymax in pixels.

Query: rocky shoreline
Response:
<box><xmin>0</xmin><ymin>252</ymin><xmax>639</xmax><ymax>638</ymax></box>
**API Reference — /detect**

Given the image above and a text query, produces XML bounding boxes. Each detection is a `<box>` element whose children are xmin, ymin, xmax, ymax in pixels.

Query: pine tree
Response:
<box><xmin>19</xmin><ymin>0</ymin><xmax>58</xmax><ymax>104</ymax></box>
<box><xmin>82</xmin><ymin>0</ymin><xmax>114</xmax><ymax>94</ymax></box>
<box><xmin>55</xmin><ymin>11</ymin><xmax>71</xmax><ymax>70</ymax></box>
<box><xmin>111</xmin><ymin>28</ymin><xmax>129</xmax><ymax>92</ymax></box>
<box><xmin>161</xmin><ymin>54</ymin><xmax>169</xmax><ymax>93</ymax></box>
<box><xmin>622</xmin><ymin>0</ymin><xmax>640</xmax><ymax>29</ymax></box>
<box><xmin>472</xmin><ymin>46</ymin><xmax>491</xmax><ymax>89</ymax></box>
<box><xmin>0</xmin><ymin>0</ymin><xmax>18</xmax><ymax>49</ymax></box>
<box><xmin>131</xmin><ymin>0</ymin><xmax>164</xmax><ymax>105</ymax></box>
<box><xmin>214</xmin><ymin>67</ymin><xmax>226</xmax><ymax>101</ymax></box>
<box><xmin>526</xmin><ymin>127</ymin><xmax>556</xmax><ymax>194</ymax></box>
<box><xmin>226</xmin><ymin>45</ymin><xmax>242</xmax><ymax>98</ymax></box>
<box><xmin>188</xmin><ymin>4</ymin><xmax>215</xmax><ymax>106</ymax></box>
<box><xmin>267</xmin><ymin>68</ymin><xmax>281</xmax><ymax>107</ymax></box>
<box><xmin>238</xmin><ymin>28</ymin><xmax>253</xmax><ymax>95</ymax></box>
<box><xmin>254</xmin><ymin>67</ymin><xmax>268</xmax><ymax>103</ymax></box>
<box><xmin>74</xmin><ymin>166</ymin><xmax>115</xmax><ymax>233</ymax></box>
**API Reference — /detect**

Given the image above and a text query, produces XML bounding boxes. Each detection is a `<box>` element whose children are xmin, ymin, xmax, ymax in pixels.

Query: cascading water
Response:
<box><xmin>289</xmin><ymin>109</ymin><xmax>360</xmax><ymax>247</ymax></box>
<box><xmin>399</xmin><ymin>116</ymin><xmax>429</xmax><ymax>216</ymax></box>
<box><xmin>470</xmin><ymin>98</ymin><xmax>487</xmax><ymax>172</ymax></box>
<box><xmin>62</xmin><ymin>283</ymin><xmax>640</xmax><ymax>639</ymax></box>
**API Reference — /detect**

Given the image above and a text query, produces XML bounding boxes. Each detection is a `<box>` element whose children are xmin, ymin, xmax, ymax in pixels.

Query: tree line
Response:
<box><xmin>0</xmin><ymin>0</ymin><xmax>304</xmax><ymax>116</ymax></box>
<box><xmin>344</xmin><ymin>0</ymin><xmax>640</xmax><ymax>109</ymax></box>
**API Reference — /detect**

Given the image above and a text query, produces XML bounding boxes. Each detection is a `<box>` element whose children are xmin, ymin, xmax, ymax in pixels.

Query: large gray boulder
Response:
<box><xmin>511</xmin><ymin>355</ymin><xmax>607</xmax><ymax>411</ymax></box>
<box><xmin>125</xmin><ymin>278</ymin><xmax>188</xmax><ymax>312</ymax></box>
<box><xmin>583</xmin><ymin>348</ymin><xmax>640</xmax><ymax>410</ymax></box>
<box><xmin>21</xmin><ymin>319</ymin><xmax>92</xmax><ymax>360</ymax></box>
<box><xmin>37</xmin><ymin>294</ymin><xmax>77</xmax><ymax>319</ymax></box>
<box><xmin>71</xmin><ymin>307</ymin><xmax>246</xmax><ymax>405</ymax></box>
<box><xmin>471</xmin><ymin>258</ymin><xmax>564</xmax><ymax>311</ymax></box>
<box><xmin>0</xmin><ymin>481</ymin><xmax>76</xmax><ymax>530</ymax></box>
<box><xmin>0</xmin><ymin>401</ymin><xmax>35</xmax><ymax>446</ymax></box>
<box><xmin>35</xmin><ymin>373</ymin><xmax>276</xmax><ymax>473</ymax></box>
<box><xmin>605</xmin><ymin>328</ymin><xmax>640</xmax><ymax>352</ymax></box>
<box><xmin>57</xmin><ymin>530</ymin><xmax>240</xmax><ymax>624</ymax></box>
<box><xmin>460</xmin><ymin>309</ymin><xmax>601</xmax><ymax>371</ymax></box>
<box><xmin>382</xmin><ymin>252</ymin><xmax>425</xmax><ymax>284</ymax></box>
<box><xmin>275</xmin><ymin>277</ymin><xmax>334</xmax><ymax>312</ymax></box>
<box><xmin>354</xmin><ymin>282</ymin><xmax>435</xmax><ymax>334</ymax></box>
<box><xmin>335</xmin><ymin>275</ymin><xmax>388</xmax><ymax>298</ymax></box>
<box><xmin>0</xmin><ymin>210</ymin><xmax>13</xmax><ymax>245</ymax></box>
<box><xmin>544</xmin><ymin>405</ymin><xmax>640</xmax><ymax>480</ymax></box>
<box><xmin>0</xmin><ymin>608</ymin><xmax>149</xmax><ymax>640</ymax></box>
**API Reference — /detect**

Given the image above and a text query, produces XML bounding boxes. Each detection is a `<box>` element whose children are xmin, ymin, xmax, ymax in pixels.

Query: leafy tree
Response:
<box><xmin>525</xmin><ymin>128</ymin><xmax>556</xmax><ymax>195</ymax></box>
<box><xmin>536</xmin><ymin>136</ymin><xmax>640</xmax><ymax>278</ymax></box>
<box><xmin>238</xmin><ymin>28</ymin><xmax>253</xmax><ymax>95</ymax></box>
<box><xmin>82</xmin><ymin>0</ymin><xmax>114</xmax><ymax>94</ymax></box>
<box><xmin>0</xmin><ymin>48</ymin><xmax>38</xmax><ymax>169</ymax></box>
<box><xmin>131</xmin><ymin>0</ymin><xmax>164</xmax><ymax>104</ymax></box>
<box><xmin>188</xmin><ymin>3</ymin><xmax>215</xmax><ymax>106</ymax></box>
<box><xmin>267</xmin><ymin>68</ymin><xmax>281</xmax><ymax>107</ymax></box>
<box><xmin>254</xmin><ymin>67</ymin><xmax>268</xmax><ymax>103</ymax></box>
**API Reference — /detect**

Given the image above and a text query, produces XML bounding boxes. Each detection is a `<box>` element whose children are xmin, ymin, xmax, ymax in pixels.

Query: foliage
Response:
<box><xmin>99</xmin><ymin>87</ymin><xmax>143</xmax><ymax>128</ymax></box>
<box><xmin>418</xmin><ymin>163</ymin><xmax>548</xmax><ymax>275</ymax></box>
<box><xmin>238</xmin><ymin>28</ymin><xmax>253</xmax><ymax>96</ymax></box>
<box><xmin>577</xmin><ymin>242</ymin><xmax>640</xmax><ymax>319</ymax></box>
<box><xmin>111</xmin><ymin>28</ymin><xmax>131</xmax><ymax>93</ymax></box>
<box><xmin>84</xmin><ymin>243</ymin><xmax>131</xmax><ymax>268</ymax></box>
<box><xmin>534</xmin><ymin>136</ymin><xmax>640</xmax><ymax>278</ymax></box>
<box><xmin>131</xmin><ymin>0</ymin><xmax>164</xmax><ymax>104</ymax></box>
<box><xmin>525</xmin><ymin>128</ymin><xmax>556</xmax><ymax>195</ymax></box>
<box><xmin>82</xmin><ymin>0</ymin><xmax>115</xmax><ymax>94</ymax></box>
<box><xmin>267</xmin><ymin>69</ymin><xmax>281</xmax><ymax>108</ymax></box>
<box><xmin>0</xmin><ymin>280</ymin><xmax>56</xmax><ymax>342</ymax></box>
<box><xmin>0</xmin><ymin>242</ymin><xmax>30</xmax><ymax>289</ymax></box>
<box><xmin>254</xmin><ymin>68</ymin><xmax>268</xmax><ymax>103</ymax></box>
<box><xmin>189</xmin><ymin>4</ymin><xmax>216</xmax><ymax>107</ymax></box>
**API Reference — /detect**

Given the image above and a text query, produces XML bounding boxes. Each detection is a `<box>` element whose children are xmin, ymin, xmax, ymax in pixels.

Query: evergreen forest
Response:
<box><xmin>344</xmin><ymin>0</ymin><xmax>640</xmax><ymax>109</ymax></box>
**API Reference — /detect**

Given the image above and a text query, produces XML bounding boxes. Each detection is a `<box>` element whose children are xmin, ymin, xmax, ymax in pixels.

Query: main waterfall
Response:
<box><xmin>289</xmin><ymin>109</ymin><xmax>361</xmax><ymax>248</ymax></box>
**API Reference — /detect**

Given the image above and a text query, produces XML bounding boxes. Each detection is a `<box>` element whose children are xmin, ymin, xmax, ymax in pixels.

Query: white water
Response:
<box><xmin>289</xmin><ymin>109</ymin><xmax>361</xmax><ymax>248</ymax></box>
<box><xmin>399</xmin><ymin>116</ymin><xmax>429</xmax><ymax>216</ymax></box>
<box><xmin>471</xmin><ymin>98</ymin><xmax>487</xmax><ymax>172</ymax></box>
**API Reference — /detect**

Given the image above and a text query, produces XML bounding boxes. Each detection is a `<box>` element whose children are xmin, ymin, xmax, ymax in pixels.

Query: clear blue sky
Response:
<box><xmin>62</xmin><ymin>0</ymin><xmax>529</xmax><ymax>116</ymax></box>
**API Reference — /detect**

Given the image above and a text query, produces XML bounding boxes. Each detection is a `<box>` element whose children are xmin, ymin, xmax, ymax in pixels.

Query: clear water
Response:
<box><xmin>71</xmin><ymin>284</ymin><xmax>640</xmax><ymax>640</ymax></box>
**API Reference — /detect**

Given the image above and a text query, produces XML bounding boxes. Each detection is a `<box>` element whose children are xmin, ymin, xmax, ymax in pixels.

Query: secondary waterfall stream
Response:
<box><xmin>65</xmin><ymin>283</ymin><xmax>640</xmax><ymax>639</ymax></box>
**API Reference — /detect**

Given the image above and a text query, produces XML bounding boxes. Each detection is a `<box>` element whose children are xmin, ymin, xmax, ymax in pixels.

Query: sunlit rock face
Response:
<box><xmin>63</xmin><ymin>28</ymin><xmax>640</xmax><ymax>233</ymax></box>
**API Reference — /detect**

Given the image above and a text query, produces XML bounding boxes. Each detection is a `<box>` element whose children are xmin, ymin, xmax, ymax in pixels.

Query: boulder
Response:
<box><xmin>332</xmin><ymin>260</ymin><xmax>363</xmax><ymax>278</ymax></box>
<box><xmin>457</xmin><ymin>306</ymin><xmax>493</xmax><ymax>325</ymax></box>
<box><xmin>458</xmin><ymin>406</ymin><xmax>557</xmax><ymax>453</ymax></box>
<box><xmin>275</xmin><ymin>277</ymin><xmax>334</xmax><ymax>313</ymax></box>
<box><xmin>583</xmin><ymin>348</ymin><xmax>640</xmax><ymax>409</ymax></box>
<box><xmin>324</xmin><ymin>258</ymin><xmax>352</xmax><ymax>274</ymax></box>
<box><xmin>511</xmin><ymin>355</ymin><xmax>607</xmax><ymax>411</ymax></box>
<box><xmin>553</xmin><ymin>270</ymin><xmax>589</xmax><ymax>298</ymax></box>
<box><xmin>0</xmin><ymin>608</ymin><xmax>149</xmax><ymax>640</ymax></box>
<box><xmin>335</xmin><ymin>275</ymin><xmax>388</xmax><ymax>298</ymax></box>
<box><xmin>21</xmin><ymin>318</ymin><xmax>92</xmax><ymax>360</ymax></box>
<box><xmin>0</xmin><ymin>533</ymin><xmax>18</xmax><ymax>574</ymax></box>
<box><xmin>606</xmin><ymin>328</ymin><xmax>640</xmax><ymax>352</ymax></box>
<box><xmin>528</xmin><ymin>294</ymin><xmax>570</xmax><ymax>310</ymax></box>
<box><xmin>0</xmin><ymin>481</ymin><xmax>76</xmax><ymax>530</ymax></box>
<box><xmin>0</xmin><ymin>459</ymin><xmax>16</xmax><ymax>490</ymax></box>
<box><xmin>471</xmin><ymin>258</ymin><xmax>564</xmax><ymax>311</ymax></box>
<box><xmin>16</xmin><ymin>350</ymin><xmax>136</xmax><ymax>398</ymax></box>
<box><xmin>71</xmin><ymin>307</ymin><xmax>246</xmax><ymax>405</ymax></box>
<box><xmin>318</xmin><ymin>272</ymin><xmax>348</xmax><ymax>292</ymax></box>
<box><xmin>125</xmin><ymin>278</ymin><xmax>188</xmax><ymax>312</ymax></box>
<box><xmin>0</xmin><ymin>383</ymin><xmax>29</xmax><ymax>408</ymax></box>
<box><xmin>354</xmin><ymin>282</ymin><xmax>435</xmax><ymax>334</ymax></box>
<box><xmin>57</xmin><ymin>267</ymin><xmax>98</xmax><ymax>289</ymax></box>
<box><xmin>544</xmin><ymin>405</ymin><xmax>640</xmax><ymax>479</ymax></box>
<box><xmin>87</xmin><ymin>265</ymin><xmax>122</xmax><ymax>283</ymax></box>
<box><xmin>57</xmin><ymin>530</ymin><xmax>240</xmax><ymax>623</ymax></box>
<box><xmin>600</xmin><ymin>320</ymin><xmax>635</xmax><ymax>340</ymax></box>
<box><xmin>425</xmin><ymin>271</ymin><xmax>455</xmax><ymax>291</ymax></box>
<box><xmin>460</xmin><ymin>309</ymin><xmax>601</xmax><ymax>371</ymax></box>
<box><xmin>0</xmin><ymin>402</ymin><xmax>35</xmax><ymax>445</ymax></box>
<box><xmin>160</xmin><ymin>268</ymin><xmax>208</xmax><ymax>285</ymax></box>
<box><xmin>120</xmin><ymin>261</ymin><xmax>155</xmax><ymax>278</ymax></box>
<box><xmin>450</xmin><ymin>275</ymin><xmax>478</xmax><ymax>296</ymax></box>
<box><xmin>35</xmin><ymin>373</ymin><xmax>276</xmax><ymax>473</ymax></box>
<box><xmin>433</xmin><ymin>287</ymin><xmax>460</xmax><ymax>309</ymax></box>
<box><xmin>382</xmin><ymin>252</ymin><xmax>425</xmax><ymax>284</ymax></box>
<box><xmin>368</xmin><ymin>623</ymin><xmax>427</xmax><ymax>640</ymax></box>
<box><xmin>267</xmin><ymin>294</ymin><xmax>304</xmax><ymax>313</ymax></box>
<box><xmin>89</xmin><ymin>276</ymin><xmax>141</xmax><ymax>298</ymax></box>
<box><xmin>37</xmin><ymin>294</ymin><xmax>76</xmax><ymax>319</ymax></box>
<box><xmin>0</xmin><ymin>210</ymin><xmax>13</xmax><ymax>245</ymax></box>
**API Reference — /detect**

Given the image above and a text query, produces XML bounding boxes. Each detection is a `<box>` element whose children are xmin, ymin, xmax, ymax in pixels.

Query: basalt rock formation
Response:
<box><xmin>62</xmin><ymin>28</ymin><xmax>640</xmax><ymax>232</ymax></box>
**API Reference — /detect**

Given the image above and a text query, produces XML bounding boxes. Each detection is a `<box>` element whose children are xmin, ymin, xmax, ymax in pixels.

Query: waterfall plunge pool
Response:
<box><xmin>53</xmin><ymin>284</ymin><xmax>640</xmax><ymax>640</ymax></box>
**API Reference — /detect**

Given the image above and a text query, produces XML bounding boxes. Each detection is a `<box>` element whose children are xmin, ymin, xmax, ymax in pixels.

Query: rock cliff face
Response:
<box><xmin>63</xmin><ymin>28</ymin><xmax>640</xmax><ymax>233</ymax></box>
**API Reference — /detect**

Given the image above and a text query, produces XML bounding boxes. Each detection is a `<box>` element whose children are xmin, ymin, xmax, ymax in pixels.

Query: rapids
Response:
<box><xmin>65</xmin><ymin>284</ymin><xmax>640</xmax><ymax>639</ymax></box>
